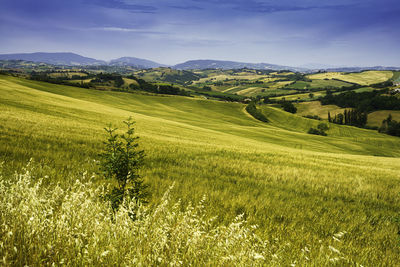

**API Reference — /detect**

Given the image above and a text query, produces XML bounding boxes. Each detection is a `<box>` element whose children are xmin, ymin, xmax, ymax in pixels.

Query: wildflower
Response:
<box><xmin>101</xmin><ymin>250</ymin><xmax>110</xmax><ymax>257</ymax></box>
<box><xmin>328</xmin><ymin>245</ymin><xmax>340</xmax><ymax>254</ymax></box>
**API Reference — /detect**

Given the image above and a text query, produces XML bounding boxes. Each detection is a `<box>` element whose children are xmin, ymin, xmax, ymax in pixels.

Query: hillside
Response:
<box><xmin>307</xmin><ymin>70</ymin><xmax>393</xmax><ymax>86</ymax></box>
<box><xmin>1</xmin><ymin>75</ymin><xmax>400</xmax><ymax>265</ymax></box>
<box><xmin>109</xmin><ymin>57</ymin><xmax>166</xmax><ymax>68</ymax></box>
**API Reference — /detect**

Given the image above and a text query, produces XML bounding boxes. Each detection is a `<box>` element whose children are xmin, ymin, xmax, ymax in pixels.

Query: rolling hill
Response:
<box><xmin>1</xmin><ymin>74</ymin><xmax>400</xmax><ymax>265</ymax></box>
<box><xmin>109</xmin><ymin>57</ymin><xmax>167</xmax><ymax>68</ymax></box>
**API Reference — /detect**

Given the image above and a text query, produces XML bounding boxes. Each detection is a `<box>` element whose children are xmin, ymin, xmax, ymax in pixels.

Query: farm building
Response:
<box><xmin>391</xmin><ymin>88</ymin><xmax>400</xmax><ymax>95</ymax></box>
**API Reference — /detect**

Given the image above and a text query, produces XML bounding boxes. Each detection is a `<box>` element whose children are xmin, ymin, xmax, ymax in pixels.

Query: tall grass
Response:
<box><xmin>0</xmin><ymin>162</ymin><xmax>358</xmax><ymax>266</ymax></box>
<box><xmin>1</xmin><ymin>75</ymin><xmax>400</xmax><ymax>265</ymax></box>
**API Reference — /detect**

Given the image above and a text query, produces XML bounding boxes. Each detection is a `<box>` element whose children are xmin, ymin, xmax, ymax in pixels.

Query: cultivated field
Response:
<box><xmin>308</xmin><ymin>71</ymin><xmax>393</xmax><ymax>85</ymax></box>
<box><xmin>367</xmin><ymin>110</ymin><xmax>400</xmax><ymax>127</ymax></box>
<box><xmin>295</xmin><ymin>101</ymin><xmax>346</xmax><ymax>119</ymax></box>
<box><xmin>1</xmin><ymin>75</ymin><xmax>400</xmax><ymax>265</ymax></box>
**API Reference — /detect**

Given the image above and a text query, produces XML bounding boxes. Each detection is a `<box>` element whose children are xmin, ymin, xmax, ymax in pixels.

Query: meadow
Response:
<box><xmin>307</xmin><ymin>71</ymin><xmax>393</xmax><ymax>86</ymax></box>
<box><xmin>1</xmin><ymin>74</ymin><xmax>400</xmax><ymax>265</ymax></box>
<box><xmin>367</xmin><ymin>110</ymin><xmax>400</xmax><ymax>127</ymax></box>
<box><xmin>285</xmin><ymin>79</ymin><xmax>352</xmax><ymax>90</ymax></box>
<box><xmin>295</xmin><ymin>101</ymin><xmax>346</xmax><ymax>119</ymax></box>
<box><xmin>295</xmin><ymin>100</ymin><xmax>400</xmax><ymax>127</ymax></box>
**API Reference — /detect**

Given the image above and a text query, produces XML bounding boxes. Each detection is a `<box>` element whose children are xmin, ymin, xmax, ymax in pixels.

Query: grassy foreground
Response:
<box><xmin>1</xmin><ymin>75</ymin><xmax>400</xmax><ymax>265</ymax></box>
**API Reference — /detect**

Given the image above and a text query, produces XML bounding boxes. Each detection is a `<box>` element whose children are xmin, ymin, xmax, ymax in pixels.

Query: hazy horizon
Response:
<box><xmin>1</xmin><ymin>0</ymin><xmax>399</xmax><ymax>66</ymax></box>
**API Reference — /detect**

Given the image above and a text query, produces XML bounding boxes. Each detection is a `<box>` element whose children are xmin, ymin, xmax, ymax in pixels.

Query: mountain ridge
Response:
<box><xmin>0</xmin><ymin>52</ymin><xmax>106</xmax><ymax>66</ymax></box>
<box><xmin>172</xmin><ymin>59</ymin><xmax>308</xmax><ymax>72</ymax></box>
<box><xmin>109</xmin><ymin>57</ymin><xmax>167</xmax><ymax>68</ymax></box>
<box><xmin>1</xmin><ymin>52</ymin><xmax>399</xmax><ymax>72</ymax></box>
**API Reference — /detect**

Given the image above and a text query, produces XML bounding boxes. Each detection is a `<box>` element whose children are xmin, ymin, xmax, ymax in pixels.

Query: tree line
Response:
<box><xmin>328</xmin><ymin>109</ymin><xmax>368</xmax><ymax>127</ymax></box>
<box><xmin>126</xmin><ymin>75</ymin><xmax>190</xmax><ymax>96</ymax></box>
<box><xmin>321</xmin><ymin>90</ymin><xmax>400</xmax><ymax>112</ymax></box>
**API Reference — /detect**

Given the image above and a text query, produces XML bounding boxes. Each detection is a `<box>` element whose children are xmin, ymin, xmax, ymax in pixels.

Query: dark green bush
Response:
<box><xmin>99</xmin><ymin>117</ymin><xmax>148</xmax><ymax>211</ymax></box>
<box><xmin>280</xmin><ymin>101</ymin><xmax>297</xmax><ymax>114</ymax></box>
<box><xmin>307</xmin><ymin>127</ymin><xmax>327</xmax><ymax>136</ymax></box>
<box><xmin>246</xmin><ymin>102</ymin><xmax>269</xmax><ymax>123</ymax></box>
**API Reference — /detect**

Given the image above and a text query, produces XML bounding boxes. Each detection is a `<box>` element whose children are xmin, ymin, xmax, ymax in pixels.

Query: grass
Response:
<box><xmin>49</xmin><ymin>72</ymin><xmax>88</xmax><ymax>78</ymax></box>
<box><xmin>392</xmin><ymin>71</ymin><xmax>400</xmax><ymax>83</ymax></box>
<box><xmin>271</xmin><ymin>91</ymin><xmax>326</xmax><ymax>101</ymax></box>
<box><xmin>295</xmin><ymin>101</ymin><xmax>346</xmax><ymax>119</ymax></box>
<box><xmin>1</xmin><ymin>74</ymin><xmax>400</xmax><ymax>265</ymax></box>
<box><xmin>286</xmin><ymin>79</ymin><xmax>352</xmax><ymax>89</ymax></box>
<box><xmin>367</xmin><ymin>110</ymin><xmax>400</xmax><ymax>127</ymax></box>
<box><xmin>295</xmin><ymin>101</ymin><xmax>400</xmax><ymax>127</ymax></box>
<box><xmin>308</xmin><ymin>71</ymin><xmax>393</xmax><ymax>85</ymax></box>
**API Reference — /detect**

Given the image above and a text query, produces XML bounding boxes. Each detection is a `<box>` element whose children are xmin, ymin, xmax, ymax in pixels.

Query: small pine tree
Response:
<box><xmin>99</xmin><ymin>117</ymin><xmax>148</xmax><ymax>211</ymax></box>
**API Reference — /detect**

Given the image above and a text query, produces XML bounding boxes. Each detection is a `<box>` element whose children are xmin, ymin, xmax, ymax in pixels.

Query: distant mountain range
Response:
<box><xmin>109</xmin><ymin>57</ymin><xmax>168</xmax><ymax>68</ymax></box>
<box><xmin>173</xmin><ymin>59</ymin><xmax>307</xmax><ymax>72</ymax></box>
<box><xmin>0</xmin><ymin>52</ymin><xmax>399</xmax><ymax>72</ymax></box>
<box><xmin>0</xmin><ymin>52</ymin><xmax>106</xmax><ymax>66</ymax></box>
<box><xmin>0</xmin><ymin>52</ymin><xmax>166</xmax><ymax>69</ymax></box>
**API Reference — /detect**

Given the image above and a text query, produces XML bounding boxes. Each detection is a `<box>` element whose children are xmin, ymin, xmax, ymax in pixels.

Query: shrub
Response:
<box><xmin>303</xmin><ymin>115</ymin><xmax>322</xmax><ymax>120</ymax></box>
<box><xmin>246</xmin><ymin>102</ymin><xmax>269</xmax><ymax>122</ymax></box>
<box><xmin>280</xmin><ymin>101</ymin><xmax>297</xmax><ymax>114</ymax></box>
<box><xmin>317</xmin><ymin>123</ymin><xmax>329</xmax><ymax>131</ymax></box>
<box><xmin>308</xmin><ymin>127</ymin><xmax>327</xmax><ymax>136</ymax></box>
<box><xmin>99</xmin><ymin>117</ymin><xmax>148</xmax><ymax>211</ymax></box>
<box><xmin>379</xmin><ymin>114</ymin><xmax>400</xmax><ymax>137</ymax></box>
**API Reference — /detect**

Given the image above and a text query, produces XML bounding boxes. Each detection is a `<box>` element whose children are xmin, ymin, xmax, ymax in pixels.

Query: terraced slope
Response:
<box><xmin>1</xmin><ymin>75</ymin><xmax>400</xmax><ymax>265</ymax></box>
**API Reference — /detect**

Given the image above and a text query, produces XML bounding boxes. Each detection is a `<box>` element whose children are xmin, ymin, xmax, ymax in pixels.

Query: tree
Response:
<box><xmin>99</xmin><ymin>117</ymin><xmax>148</xmax><ymax>211</ymax></box>
<box><xmin>337</xmin><ymin>113</ymin><xmax>344</xmax><ymax>124</ymax></box>
<box><xmin>317</xmin><ymin>123</ymin><xmax>329</xmax><ymax>131</ymax></box>
<box><xmin>281</xmin><ymin>101</ymin><xmax>297</xmax><ymax>114</ymax></box>
<box><xmin>379</xmin><ymin>114</ymin><xmax>400</xmax><ymax>137</ymax></box>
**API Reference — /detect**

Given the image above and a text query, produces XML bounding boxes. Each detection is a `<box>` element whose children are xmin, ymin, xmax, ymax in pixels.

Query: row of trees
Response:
<box><xmin>321</xmin><ymin>90</ymin><xmax>400</xmax><ymax>112</ymax></box>
<box><xmin>328</xmin><ymin>109</ymin><xmax>368</xmax><ymax>127</ymax></box>
<box><xmin>91</xmin><ymin>73</ymin><xmax>124</xmax><ymax>87</ymax></box>
<box><xmin>127</xmin><ymin>75</ymin><xmax>190</xmax><ymax>96</ymax></box>
<box><xmin>29</xmin><ymin>72</ymin><xmax>92</xmax><ymax>89</ymax></box>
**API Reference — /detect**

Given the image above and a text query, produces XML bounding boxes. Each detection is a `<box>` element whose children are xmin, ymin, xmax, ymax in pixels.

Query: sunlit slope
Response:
<box><xmin>307</xmin><ymin>70</ymin><xmax>393</xmax><ymax>85</ymax></box>
<box><xmin>1</xmin><ymin>75</ymin><xmax>400</xmax><ymax>264</ymax></box>
<box><xmin>2</xmin><ymin>75</ymin><xmax>399</xmax><ymax>157</ymax></box>
<box><xmin>368</xmin><ymin>110</ymin><xmax>400</xmax><ymax>127</ymax></box>
<box><xmin>295</xmin><ymin>101</ymin><xmax>400</xmax><ymax>127</ymax></box>
<box><xmin>259</xmin><ymin>105</ymin><xmax>400</xmax><ymax>156</ymax></box>
<box><xmin>295</xmin><ymin>101</ymin><xmax>345</xmax><ymax>119</ymax></box>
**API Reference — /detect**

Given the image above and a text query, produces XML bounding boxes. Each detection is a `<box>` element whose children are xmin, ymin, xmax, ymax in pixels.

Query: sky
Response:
<box><xmin>0</xmin><ymin>0</ymin><xmax>399</xmax><ymax>67</ymax></box>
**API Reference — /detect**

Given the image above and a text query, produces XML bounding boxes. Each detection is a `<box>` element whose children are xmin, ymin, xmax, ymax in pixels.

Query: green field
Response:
<box><xmin>308</xmin><ymin>71</ymin><xmax>393</xmax><ymax>85</ymax></box>
<box><xmin>285</xmin><ymin>79</ymin><xmax>352</xmax><ymax>89</ymax></box>
<box><xmin>295</xmin><ymin>101</ymin><xmax>346</xmax><ymax>119</ymax></box>
<box><xmin>392</xmin><ymin>71</ymin><xmax>400</xmax><ymax>83</ymax></box>
<box><xmin>367</xmin><ymin>110</ymin><xmax>400</xmax><ymax>127</ymax></box>
<box><xmin>1</xmin><ymin>75</ymin><xmax>400</xmax><ymax>265</ymax></box>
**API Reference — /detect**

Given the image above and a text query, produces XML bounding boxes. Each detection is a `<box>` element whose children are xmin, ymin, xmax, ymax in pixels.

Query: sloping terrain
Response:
<box><xmin>1</xmin><ymin>75</ymin><xmax>400</xmax><ymax>265</ymax></box>
<box><xmin>307</xmin><ymin>70</ymin><xmax>393</xmax><ymax>85</ymax></box>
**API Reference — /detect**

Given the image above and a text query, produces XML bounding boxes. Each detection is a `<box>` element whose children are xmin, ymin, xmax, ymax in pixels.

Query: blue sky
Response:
<box><xmin>0</xmin><ymin>0</ymin><xmax>399</xmax><ymax>66</ymax></box>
